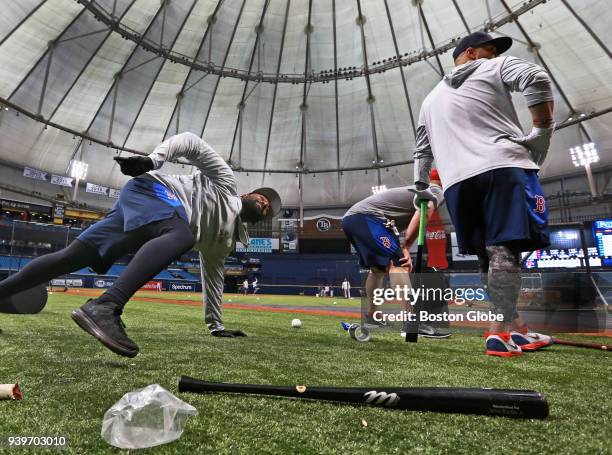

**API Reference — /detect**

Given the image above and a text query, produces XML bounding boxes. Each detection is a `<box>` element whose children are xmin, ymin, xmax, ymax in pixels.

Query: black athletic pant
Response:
<box><xmin>0</xmin><ymin>216</ymin><xmax>195</xmax><ymax>309</ymax></box>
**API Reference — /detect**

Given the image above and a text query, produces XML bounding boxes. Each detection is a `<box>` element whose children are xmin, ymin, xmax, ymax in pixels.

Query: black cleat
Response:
<box><xmin>211</xmin><ymin>329</ymin><xmax>247</xmax><ymax>337</ymax></box>
<box><xmin>71</xmin><ymin>299</ymin><xmax>139</xmax><ymax>357</ymax></box>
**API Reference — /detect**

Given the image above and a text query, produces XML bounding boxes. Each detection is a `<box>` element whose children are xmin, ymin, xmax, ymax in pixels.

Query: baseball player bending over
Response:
<box><xmin>342</xmin><ymin>179</ymin><xmax>441</xmax><ymax>329</ymax></box>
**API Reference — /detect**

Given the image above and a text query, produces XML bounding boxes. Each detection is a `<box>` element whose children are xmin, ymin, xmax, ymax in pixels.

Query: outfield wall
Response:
<box><xmin>47</xmin><ymin>275</ymin><xmax>202</xmax><ymax>293</ymax></box>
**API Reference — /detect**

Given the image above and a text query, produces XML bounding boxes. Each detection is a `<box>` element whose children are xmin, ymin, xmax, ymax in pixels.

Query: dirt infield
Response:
<box><xmin>62</xmin><ymin>289</ymin><xmax>359</xmax><ymax>318</ymax></box>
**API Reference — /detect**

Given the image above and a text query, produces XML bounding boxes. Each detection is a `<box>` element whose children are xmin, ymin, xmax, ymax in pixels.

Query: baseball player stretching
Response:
<box><xmin>0</xmin><ymin>133</ymin><xmax>280</xmax><ymax>356</ymax></box>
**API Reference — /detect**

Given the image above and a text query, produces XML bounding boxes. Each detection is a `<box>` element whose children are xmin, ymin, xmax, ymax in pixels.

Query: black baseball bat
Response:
<box><xmin>178</xmin><ymin>376</ymin><xmax>549</xmax><ymax>419</ymax></box>
<box><xmin>405</xmin><ymin>199</ymin><xmax>428</xmax><ymax>342</ymax></box>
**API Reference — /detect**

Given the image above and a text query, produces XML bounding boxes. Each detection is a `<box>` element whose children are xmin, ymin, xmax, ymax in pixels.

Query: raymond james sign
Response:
<box><xmin>235</xmin><ymin>238</ymin><xmax>279</xmax><ymax>253</ymax></box>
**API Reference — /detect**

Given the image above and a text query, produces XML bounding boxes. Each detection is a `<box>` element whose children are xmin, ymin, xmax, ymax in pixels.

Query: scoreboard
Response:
<box><xmin>593</xmin><ymin>220</ymin><xmax>612</xmax><ymax>267</ymax></box>
<box><xmin>522</xmin><ymin>222</ymin><xmax>610</xmax><ymax>270</ymax></box>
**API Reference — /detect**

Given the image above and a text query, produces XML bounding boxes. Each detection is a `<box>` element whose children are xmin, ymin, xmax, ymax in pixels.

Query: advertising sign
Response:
<box><xmin>235</xmin><ymin>238</ymin><xmax>279</xmax><ymax>253</ymax></box>
<box><xmin>86</xmin><ymin>183</ymin><xmax>108</xmax><ymax>196</ymax></box>
<box><xmin>51</xmin><ymin>175</ymin><xmax>74</xmax><ymax>187</ymax></box>
<box><xmin>50</xmin><ymin>278</ymin><xmax>83</xmax><ymax>287</ymax></box>
<box><xmin>23</xmin><ymin>166</ymin><xmax>47</xmax><ymax>181</ymax></box>
<box><xmin>168</xmin><ymin>282</ymin><xmax>197</xmax><ymax>292</ymax></box>
<box><xmin>93</xmin><ymin>279</ymin><xmax>115</xmax><ymax>288</ymax></box>
<box><xmin>141</xmin><ymin>281</ymin><xmax>163</xmax><ymax>291</ymax></box>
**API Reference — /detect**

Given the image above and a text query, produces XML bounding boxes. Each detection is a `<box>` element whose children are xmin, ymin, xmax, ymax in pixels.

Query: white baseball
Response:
<box><xmin>291</xmin><ymin>318</ymin><xmax>302</xmax><ymax>329</ymax></box>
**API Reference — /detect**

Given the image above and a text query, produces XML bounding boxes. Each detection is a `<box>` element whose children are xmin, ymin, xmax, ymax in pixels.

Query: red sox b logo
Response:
<box><xmin>534</xmin><ymin>195</ymin><xmax>546</xmax><ymax>214</ymax></box>
<box><xmin>166</xmin><ymin>189</ymin><xmax>177</xmax><ymax>201</ymax></box>
<box><xmin>380</xmin><ymin>236</ymin><xmax>391</xmax><ymax>249</ymax></box>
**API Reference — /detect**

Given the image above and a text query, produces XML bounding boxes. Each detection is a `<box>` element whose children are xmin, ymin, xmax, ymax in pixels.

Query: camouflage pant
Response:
<box><xmin>478</xmin><ymin>245</ymin><xmax>520</xmax><ymax>322</ymax></box>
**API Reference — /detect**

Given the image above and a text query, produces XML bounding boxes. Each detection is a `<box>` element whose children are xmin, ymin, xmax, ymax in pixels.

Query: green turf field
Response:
<box><xmin>134</xmin><ymin>290</ymin><xmax>363</xmax><ymax>308</ymax></box>
<box><xmin>1</xmin><ymin>292</ymin><xmax>610</xmax><ymax>454</ymax></box>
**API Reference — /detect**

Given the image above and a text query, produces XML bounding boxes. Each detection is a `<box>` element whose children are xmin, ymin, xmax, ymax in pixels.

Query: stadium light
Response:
<box><xmin>371</xmin><ymin>185</ymin><xmax>387</xmax><ymax>195</ymax></box>
<box><xmin>570</xmin><ymin>142</ymin><xmax>599</xmax><ymax>167</ymax></box>
<box><xmin>69</xmin><ymin>159</ymin><xmax>88</xmax><ymax>200</ymax></box>
<box><xmin>569</xmin><ymin>143</ymin><xmax>599</xmax><ymax>197</ymax></box>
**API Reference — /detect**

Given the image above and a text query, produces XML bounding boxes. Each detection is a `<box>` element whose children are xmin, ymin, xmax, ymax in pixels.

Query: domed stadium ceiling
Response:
<box><xmin>0</xmin><ymin>0</ymin><xmax>610</xmax><ymax>208</ymax></box>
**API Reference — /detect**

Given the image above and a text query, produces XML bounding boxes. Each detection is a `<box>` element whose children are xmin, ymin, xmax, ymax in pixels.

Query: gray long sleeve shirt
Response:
<box><xmin>413</xmin><ymin>56</ymin><xmax>554</xmax><ymax>189</ymax></box>
<box><xmin>344</xmin><ymin>184</ymin><xmax>444</xmax><ymax>231</ymax></box>
<box><xmin>146</xmin><ymin>132</ymin><xmax>249</xmax><ymax>331</ymax></box>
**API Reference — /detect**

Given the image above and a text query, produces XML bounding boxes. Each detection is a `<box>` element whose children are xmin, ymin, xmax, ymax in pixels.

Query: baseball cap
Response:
<box><xmin>452</xmin><ymin>31</ymin><xmax>513</xmax><ymax>60</ymax></box>
<box><xmin>251</xmin><ymin>187</ymin><xmax>281</xmax><ymax>218</ymax></box>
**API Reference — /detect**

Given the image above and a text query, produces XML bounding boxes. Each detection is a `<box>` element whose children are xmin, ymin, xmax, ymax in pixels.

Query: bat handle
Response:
<box><xmin>417</xmin><ymin>199</ymin><xmax>428</xmax><ymax>247</ymax></box>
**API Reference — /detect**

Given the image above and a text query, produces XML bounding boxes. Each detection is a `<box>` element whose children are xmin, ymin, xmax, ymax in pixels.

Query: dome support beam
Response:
<box><xmin>229</xmin><ymin>0</ymin><xmax>272</xmax><ymax>166</ymax></box>
<box><xmin>262</xmin><ymin>0</ymin><xmax>291</xmax><ymax>184</ymax></box>
<box><xmin>356</xmin><ymin>0</ymin><xmax>381</xmax><ymax>186</ymax></box>
<box><xmin>78</xmin><ymin>2</ymin><xmax>167</xmax><ymax>147</ymax></box>
<box><xmin>8</xmin><ymin>7</ymin><xmax>88</xmax><ymax>101</ymax></box>
<box><xmin>36</xmin><ymin>41</ymin><xmax>55</xmax><ymax>117</ymax></box>
<box><xmin>119</xmin><ymin>0</ymin><xmax>199</xmax><ymax>150</ymax></box>
<box><xmin>47</xmin><ymin>0</ymin><xmax>139</xmax><ymax>125</ymax></box>
<box><xmin>416</xmin><ymin>3</ymin><xmax>444</xmax><ymax>77</ymax></box>
<box><xmin>332</xmin><ymin>0</ymin><xmax>341</xmax><ymax>188</ymax></box>
<box><xmin>499</xmin><ymin>0</ymin><xmax>592</xmax><ymax>143</ymax></box>
<box><xmin>199</xmin><ymin>0</ymin><xmax>247</xmax><ymax>139</ymax></box>
<box><xmin>450</xmin><ymin>0</ymin><xmax>471</xmax><ymax>33</ymax></box>
<box><xmin>0</xmin><ymin>0</ymin><xmax>48</xmax><ymax>48</ymax></box>
<box><xmin>298</xmin><ymin>0</ymin><xmax>313</xmax><ymax>170</ymax></box>
<box><xmin>2</xmin><ymin>95</ymin><xmax>609</xmax><ymax>174</ymax></box>
<box><xmin>560</xmin><ymin>0</ymin><xmax>611</xmax><ymax>60</ymax></box>
<box><xmin>383</xmin><ymin>0</ymin><xmax>417</xmax><ymax>138</ymax></box>
<box><xmin>77</xmin><ymin>0</ymin><xmax>549</xmax><ymax>84</ymax></box>
<box><xmin>162</xmin><ymin>0</ymin><xmax>224</xmax><ymax>140</ymax></box>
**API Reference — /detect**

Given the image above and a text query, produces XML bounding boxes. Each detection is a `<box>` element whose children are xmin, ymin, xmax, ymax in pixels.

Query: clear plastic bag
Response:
<box><xmin>101</xmin><ymin>384</ymin><xmax>198</xmax><ymax>449</ymax></box>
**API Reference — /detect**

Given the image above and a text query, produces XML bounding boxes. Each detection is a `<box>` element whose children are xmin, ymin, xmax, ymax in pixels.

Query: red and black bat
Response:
<box><xmin>552</xmin><ymin>337</ymin><xmax>611</xmax><ymax>351</ymax></box>
<box><xmin>178</xmin><ymin>376</ymin><xmax>549</xmax><ymax>419</ymax></box>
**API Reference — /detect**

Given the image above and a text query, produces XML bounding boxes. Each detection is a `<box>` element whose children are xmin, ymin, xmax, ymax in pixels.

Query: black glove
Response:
<box><xmin>211</xmin><ymin>329</ymin><xmax>247</xmax><ymax>338</ymax></box>
<box><xmin>114</xmin><ymin>156</ymin><xmax>154</xmax><ymax>177</ymax></box>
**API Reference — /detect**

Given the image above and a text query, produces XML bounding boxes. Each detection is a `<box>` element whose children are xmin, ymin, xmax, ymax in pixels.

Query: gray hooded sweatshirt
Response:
<box><xmin>146</xmin><ymin>132</ymin><xmax>249</xmax><ymax>331</ymax></box>
<box><xmin>413</xmin><ymin>56</ymin><xmax>554</xmax><ymax>190</ymax></box>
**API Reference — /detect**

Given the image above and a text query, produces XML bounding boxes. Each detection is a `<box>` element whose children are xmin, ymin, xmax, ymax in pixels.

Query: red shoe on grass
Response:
<box><xmin>484</xmin><ymin>332</ymin><xmax>523</xmax><ymax>357</ymax></box>
<box><xmin>511</xmin><ymin>331</ymin><xmax>553</xmax><ymax>351</ymax></box>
